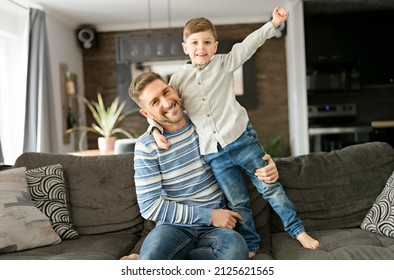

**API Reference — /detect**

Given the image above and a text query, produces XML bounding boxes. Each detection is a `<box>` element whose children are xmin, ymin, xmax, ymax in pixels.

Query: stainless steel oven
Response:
<box><xmin>308</xmin><ymin>103</ymin><xmax>372</xmax><ymax>152</ymax></box>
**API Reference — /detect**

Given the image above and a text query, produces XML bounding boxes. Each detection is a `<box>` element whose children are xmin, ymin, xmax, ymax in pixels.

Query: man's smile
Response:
<box><xmin>163</xmin><ymin>102</ymin><xmax>178</xmax><ymax>115</ymax></box>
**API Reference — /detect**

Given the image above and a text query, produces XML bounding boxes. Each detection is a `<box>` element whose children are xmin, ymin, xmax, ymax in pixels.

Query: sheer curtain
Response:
<box><xmin>0</xmin><ymin>3</ymin><xmax>28</xmax><ymax>165</ymax></box>
<box><xmin>23</xmin><ymin>8</ymin><xmax>58</xmax><ymax>153</ymax></box>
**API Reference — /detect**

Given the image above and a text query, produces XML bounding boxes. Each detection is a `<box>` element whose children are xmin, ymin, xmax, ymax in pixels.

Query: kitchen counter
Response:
<box><xmin>308</xmin><ymin>125</ymin><xmax>372</xmax><ymax>136</ymax></box>
<box><xmin>309</xmin><ymin>125</ymin><xmax>372</xmax><ymax>152</ymax></box>
<box><xmin>370</xmin><ymin>120</ymin><xmax>394</xmax><ymax>147</ymax></box>
<box><xmin>371</xmin><ymin>120</ymin><xmax>394</xmax><ymax>128</ymax></box>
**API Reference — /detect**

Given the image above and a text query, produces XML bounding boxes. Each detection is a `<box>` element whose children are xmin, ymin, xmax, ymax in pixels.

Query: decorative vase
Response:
<box><xmin>98</xmin><ymin>136</ymin><xmax>116</xmax><ymax>153</ymax></box>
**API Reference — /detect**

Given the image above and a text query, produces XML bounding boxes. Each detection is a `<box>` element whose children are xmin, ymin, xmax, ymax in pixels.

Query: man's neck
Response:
<box><xmin>160</xmin><ymin>116</ymin><xmax>188</xmax><ymax>132</ymax></box>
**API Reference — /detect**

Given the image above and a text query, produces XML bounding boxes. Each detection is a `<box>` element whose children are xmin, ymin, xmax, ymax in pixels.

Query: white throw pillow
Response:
<box><xmin>0</xmin><ymin>167</ymin><xmax>61</xmax><ymax>253</ymax></box>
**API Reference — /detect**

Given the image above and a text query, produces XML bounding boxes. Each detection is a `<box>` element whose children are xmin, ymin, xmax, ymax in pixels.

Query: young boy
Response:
<box><xmin>150</xmin><ymin>6</ymin><xmax>319</xmax><ymax>254</ymax></box>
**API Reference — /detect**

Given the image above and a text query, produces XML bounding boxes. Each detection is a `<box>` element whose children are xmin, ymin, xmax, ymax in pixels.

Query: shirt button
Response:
<box><xmin>207</xmin><ymin>114</ymin><xmax>210</xmax><ymax>117</ymax></box>
<box><xmin>202</xmin><ymin>98</ymin><xmax>205</xmax><ymax>101</ymax></box>
<box><xmin>213</xmin><ymin>131</ymin><xmax>216</xmax><ymax>134</ymax></box>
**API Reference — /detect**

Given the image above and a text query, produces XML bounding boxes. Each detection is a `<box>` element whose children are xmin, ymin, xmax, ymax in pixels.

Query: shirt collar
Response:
<box><xmin>191</xmin><ymin>55</ymin><xmax>215</xmax><ymax>69</ymax></box>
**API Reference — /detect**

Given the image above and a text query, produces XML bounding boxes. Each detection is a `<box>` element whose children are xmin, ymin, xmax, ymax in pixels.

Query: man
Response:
<box><xmin>122</xmin><ymin>72</ymin><xmax>279</xmax><ymax>260</ymax></box>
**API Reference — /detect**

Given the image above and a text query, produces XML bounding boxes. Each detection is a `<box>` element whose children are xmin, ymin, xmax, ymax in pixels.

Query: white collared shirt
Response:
<box><xmin>169</xmin><ymin>22</ymin><xmax>276</xmax><ymax>155</ymax></box>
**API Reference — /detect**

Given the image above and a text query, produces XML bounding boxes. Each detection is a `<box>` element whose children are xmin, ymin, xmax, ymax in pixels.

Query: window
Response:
<box><xmin>0</xmin><ymin>3</ymin><xmax>28</xmax><ymax>164</ymax></box>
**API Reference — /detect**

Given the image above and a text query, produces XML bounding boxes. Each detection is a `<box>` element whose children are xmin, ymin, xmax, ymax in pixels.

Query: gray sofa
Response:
<box><xmin>1</xmin><ymin>141</ymin><xmax>393</xmax><ymax>259</ymax></box>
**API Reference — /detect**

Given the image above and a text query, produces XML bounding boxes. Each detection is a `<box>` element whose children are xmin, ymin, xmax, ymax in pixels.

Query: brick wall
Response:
<box><xmin>82</xmin><ymin>22</ymin><xmax>290</xmax><ymax>156</ymax></box>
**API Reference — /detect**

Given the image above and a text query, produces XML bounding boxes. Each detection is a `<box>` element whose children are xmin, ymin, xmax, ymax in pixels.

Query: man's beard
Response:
<box><xmin>155</xmin><ymin>101</ymin><xmax>184</xmax><ymax>125</ymax></box>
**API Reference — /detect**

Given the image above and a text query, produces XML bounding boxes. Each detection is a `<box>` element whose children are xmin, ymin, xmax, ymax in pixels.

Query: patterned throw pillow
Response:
<box><xmin>361</xmin><ymin>170</ymin><xmax>394</xmax><ymax>238</ymax></box>
<box><xmin>26</xmin><ymin>164</ymin><xmax>79</xmax><ymax>240</ymax></box>
<box><xmin>0</xmin><ymin>167</ymin><xmax>61</xmax><ymax>253</ymax></box>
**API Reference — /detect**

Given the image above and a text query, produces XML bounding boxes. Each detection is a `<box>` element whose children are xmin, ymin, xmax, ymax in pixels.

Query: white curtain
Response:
<box><xmin>23</xmin><ymin>8</ymin><xmax>58</xmax><ymax>153</ymax></box>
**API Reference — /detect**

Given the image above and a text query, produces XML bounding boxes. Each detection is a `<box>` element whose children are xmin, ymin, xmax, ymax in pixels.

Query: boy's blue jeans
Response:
<box><xmin>139</xmin><ymin>224</ymin><xmax>249</xmax><ymax>260</ymax></box>
<box><xmin>203</xmin><ymin>123</ymin><xmax>305</xmax><ymax>252</ymax></box>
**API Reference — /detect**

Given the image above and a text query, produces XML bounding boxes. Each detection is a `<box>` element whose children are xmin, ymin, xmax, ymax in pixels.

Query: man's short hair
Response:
<box><xmin>128</xmin><ymin>72</ymin><xmax>164</xmax><ymax>107</ymax></box>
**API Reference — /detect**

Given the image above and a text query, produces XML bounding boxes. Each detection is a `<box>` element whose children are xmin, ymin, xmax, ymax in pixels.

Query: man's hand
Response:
<box><xmin>255</xmin><ymin>154</ymin><xmax>279</xmax><ymax>184</ymax></box>
<box><xmin>211</xmin><ymin>209</ymin><xmax>243</xmax><ymax>229</ymax></box>
<box><xmin>152</xmin><ymin>127</ymin><xmax>170</xmax><ymax>149</ymax></box>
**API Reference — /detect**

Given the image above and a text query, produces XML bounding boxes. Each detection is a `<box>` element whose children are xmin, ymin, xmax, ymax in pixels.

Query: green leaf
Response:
<box><xmin>66</xmin><ymin>92</ymin><xmax>138</xmax><ymax>139</ymax></box>
<box><xmin>263</xmin><ymin>135</ymin><xmax>284</xmax><ymax>158</ymax></box>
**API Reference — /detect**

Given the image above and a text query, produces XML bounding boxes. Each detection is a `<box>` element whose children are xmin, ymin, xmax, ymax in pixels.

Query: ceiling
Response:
<box><xmin>13</xmin><ymin>0</ymin><xmax>283</xmax><ymax>31</ymax></box>
<box><xmin>10</xmin><ymin>0</ymin><xmax>394</xmax><ymax>32</ymax></box>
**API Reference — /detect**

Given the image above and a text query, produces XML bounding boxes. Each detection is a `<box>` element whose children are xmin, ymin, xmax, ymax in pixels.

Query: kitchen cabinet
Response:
<box><xmin>304</xmin><ymin>9</ymin><xmax>394</xmax><ymax>152</ymax></box>
<box><xmin>304</xmin><ymin>10</ymin><xmax>394</xmax><ymax>86</ymax></box>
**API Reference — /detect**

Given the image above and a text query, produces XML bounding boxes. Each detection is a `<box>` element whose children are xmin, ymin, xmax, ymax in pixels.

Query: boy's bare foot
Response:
<box><xmin>296</xmin><ymin>232</ymin><xmax>320</xmax><ymax>249</ymax></box>
<box><xmin>120</xmin><ymin>253</ymin><xmax>139</xmax><ymax>260</ymax></box>
<box><xmin>248</xmin><ymin>252</ymin><xmax>256</xmax><ymax>258</ymax></box>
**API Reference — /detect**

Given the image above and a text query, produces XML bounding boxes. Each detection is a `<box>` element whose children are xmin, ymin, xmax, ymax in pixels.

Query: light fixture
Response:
<box><xmin>117</xmin><ymin>0</ymin><xmax>183</xmax><ymax>63</ymax></box>
<box><xmin>131</xmin><ymin>45</ymin><xmax>139</xmax><ymax>56</ymax></box>
<box><xmin>144</xmin><ymin>43</ymin><xmax>152</xmax><ymax>56</ymax></box>
<box><xmin>156</xmin><ymin>43</ymin><xmax>164</xmax><ymax>56</ymax></box>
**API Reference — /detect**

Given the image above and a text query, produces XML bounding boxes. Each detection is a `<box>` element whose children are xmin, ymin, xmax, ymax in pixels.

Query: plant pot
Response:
<box><xmin>98</xmin><ymin>136</ymin><xmax>116</xmax><ymax>153</ymax></box>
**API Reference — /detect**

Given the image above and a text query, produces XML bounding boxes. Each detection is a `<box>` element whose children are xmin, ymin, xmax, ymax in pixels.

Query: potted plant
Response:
<box><xmin>67</xmin><ymin>92</ymin><xmax>137</xmax><ymax>153</ymax></box>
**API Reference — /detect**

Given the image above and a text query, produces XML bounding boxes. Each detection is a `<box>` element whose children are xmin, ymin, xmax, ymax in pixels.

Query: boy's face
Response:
<box><xmin>138</xmin><ymin>79</ymin><xmax>185</xmax><ymax>131</ymax></box>
<box><xmin>182</xmin><ymin>30</ymin><xmax>218</xmax><ymax>66</ymax></box>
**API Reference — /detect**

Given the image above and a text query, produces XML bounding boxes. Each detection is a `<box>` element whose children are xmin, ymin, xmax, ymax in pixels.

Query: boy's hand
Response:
<box><xmin>152</xmin><ymin>128</ymin><xmax>170</xmax><ymax>149</ymax></box>
<box><xmin>271</xmin><ymin>6</ymin><xmax>289</xmax><ymax>28</ymax></box>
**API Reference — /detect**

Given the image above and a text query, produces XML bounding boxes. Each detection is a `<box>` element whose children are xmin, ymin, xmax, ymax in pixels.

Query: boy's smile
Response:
<box><xmin>182</xmin><ymin>30</ymin><xmax>218</xmax><ymax>66</ymax></box>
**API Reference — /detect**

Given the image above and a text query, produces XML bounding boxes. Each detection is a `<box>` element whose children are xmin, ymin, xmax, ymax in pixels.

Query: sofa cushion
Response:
<box><xmin>26</xmin><ymin>164</ymin><xmax>79</xmax><ymax>240</ymax></box>
<box><xmin>361</xmin><ymin>170</ymin><xmax>394</xmax><ymax>238</ymax></box>
<box><xmin>0</xmin><ymin>228</ymin><xmax>139</xmax><ymax>260</ymax></box>
<box><xmin>0</xmin><ymin>167</ymin><xmax>61</xmax><ymax>253</ymax></box>
<box><xmin>272</xmin><ymin>142</ymin><xmax>394</xmax><ymax>233</ymax></box>
<box><xmin>14</xmin><ymin>153</ymin><xmax>144</xmax><ymax>236</ymax></box>
<box><xmin>271</xmin><ymin>228</ymin><xmax>394</xmax><ymax>260</ymax></box>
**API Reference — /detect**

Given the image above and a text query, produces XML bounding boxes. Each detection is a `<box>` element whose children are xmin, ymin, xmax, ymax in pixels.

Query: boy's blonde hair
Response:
<box><xmin>183</xmin><ymin>17</ymin><xmax>217</xmax><ymax>42</ymax></box>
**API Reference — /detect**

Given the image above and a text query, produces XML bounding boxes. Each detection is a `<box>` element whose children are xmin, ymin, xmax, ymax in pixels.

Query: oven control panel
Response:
<box><xmin>308</xmin><ymin>103</ymin><xmax>357</xmax><ymax>118</ymax></box>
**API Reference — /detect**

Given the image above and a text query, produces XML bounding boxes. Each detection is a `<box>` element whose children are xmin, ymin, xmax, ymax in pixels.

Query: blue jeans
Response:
<box><xmin>139</xmin><ymin>224</ymin><xmax>249</xmax><ymax>260</ymax></box>
<box><xmin>203</xmin><ymin>123</ymin><xmax>305</xmax><ymax>252</ymax></box>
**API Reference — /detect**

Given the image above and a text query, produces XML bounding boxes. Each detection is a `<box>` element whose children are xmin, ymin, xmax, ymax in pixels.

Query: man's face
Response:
<box><xmin>139</xmin><ymin>79</ymin><xmax>185</xmax><ymax>131</ymax></box>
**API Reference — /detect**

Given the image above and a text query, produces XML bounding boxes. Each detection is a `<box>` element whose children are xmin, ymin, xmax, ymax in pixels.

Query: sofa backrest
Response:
<box><xmin>271</xmin><ymin>142</ymin><xmax>394</xmax><ymax>232</ymax></box>
<box><xmin>14</xmin><ymin>152</ymin><xmax>144</xmax><ymax>236</ymax></box>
